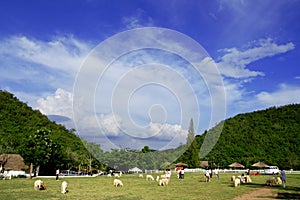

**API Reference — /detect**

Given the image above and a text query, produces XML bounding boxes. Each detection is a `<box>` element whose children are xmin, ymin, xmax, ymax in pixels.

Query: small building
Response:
<box><xmin>0</xmin><ymin>154</ymin><xmax>29</xmax><ymax>177</ymax></box>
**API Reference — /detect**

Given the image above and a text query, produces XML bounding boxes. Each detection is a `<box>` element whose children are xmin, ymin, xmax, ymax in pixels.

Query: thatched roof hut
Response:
<box><xmin>200</xmin><ymin>161</ymin><xmax>209</xmax><ymax>168</ymax></box>
<box><xmin>0</xmin><ymin>154</ymin><xmax>29</xmax><ymax>171</ymax></box>
<box><xmin>175</xmin><ymin>162</ymin><xmax>188</xmax><ymax>167</ymax></box>
<box><xmin>228</xmin><ymin>162</ymin><xmax>245</xmax><ymax>169</ymax></box>
<box><xmin>251</xmin><ymin>161</ymin><xmax>269</xmax><ymax>168</ymax></box>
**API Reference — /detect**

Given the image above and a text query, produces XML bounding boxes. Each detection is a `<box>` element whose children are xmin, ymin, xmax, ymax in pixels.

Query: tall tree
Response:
<box><xmin>21</xmin><ymin>129</ymin><xmax>54</xmax><ymax>178</ymax></box>
<box><xmin>186</xmin><ymin>118</ymin><xmax>195</xmax><ymax>147</ymax></box>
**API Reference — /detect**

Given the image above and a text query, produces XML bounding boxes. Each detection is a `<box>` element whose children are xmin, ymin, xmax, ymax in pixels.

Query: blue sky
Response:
<box><xmin>0</xmin><ymin>0</ymin><xmax>299</xmax><ymax>151</ymax></box>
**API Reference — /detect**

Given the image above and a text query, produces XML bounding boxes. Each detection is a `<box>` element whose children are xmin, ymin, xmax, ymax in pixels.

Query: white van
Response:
<box><xmin>264</xmin><ymin>166</ymin><xmax>280</xmax><ymax>175</ymax></box>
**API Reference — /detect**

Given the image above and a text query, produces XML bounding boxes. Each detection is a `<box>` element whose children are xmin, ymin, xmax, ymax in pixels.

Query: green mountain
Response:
<box><xmin>1</xmin><ymin>90</ymin><xmax>299</xmax><ymax>172</ymax></box>
<box><xmin>177</xmin><ymin>104</ymin><xmax>300</xmax><ymax>170</ymax></box>
<box><xmin>0</xmin><ymin>90</ymin><xmax>91</xmax><ymax>175</ymax></box>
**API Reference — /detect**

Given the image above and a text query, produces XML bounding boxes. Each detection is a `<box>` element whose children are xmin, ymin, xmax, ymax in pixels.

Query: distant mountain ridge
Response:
<box><xmin>47</xmin><ymin>115</ymin><xmax>71</xmax><ymax>123</ymax></box>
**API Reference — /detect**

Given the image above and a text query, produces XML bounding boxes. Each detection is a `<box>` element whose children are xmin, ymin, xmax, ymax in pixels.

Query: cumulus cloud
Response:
<box><xmin>37</xmin><ymin>88</ymin><xmax>73</xmax><ymax>118</ymax></box>
<box><xmin>98</xmin><ymin>113</ymin><xmax>122</xmax><ymax>137</ymax></box>
<box><xmin>217</xmin><ymin>38</ymin><xmax>295</xmax><ymax>78</ymax></box>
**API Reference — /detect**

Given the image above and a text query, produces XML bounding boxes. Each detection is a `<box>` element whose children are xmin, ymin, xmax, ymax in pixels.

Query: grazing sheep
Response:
<box><xmin>231</xmin><ymin>176</ymin><xmax>236</xmax><ymax>182</ymax></box>
<box><xmin>277</xmin><ymin>177</ymin><xmax>282</xmax><ymax>185</ymax></box>
<box><xmin>265</xmin><ymin>177</ymin><xmax>277</xmax><ymax>186</ymax></box>
<box><xmin>61</xmin><ymin>181</ymin><xmax>68</xmax><ymax>194</ymax></box>
<box><xmin>34</xmin><ymin>180</ymin><xmax>46</xmax><ymax>190</ymax></box>
<box><xmin>156</xmin><ymin>176</ymin><xmax>160</xmax><ymax>182</ymax></box>
<box><xmin>107</xmin><ymin>174</ymin><xmax>112</xmax><ymax>177</ymax></box>
<box><xmin>139</xmin><ymin>174</ymin><xmax>143</xmax><ymax>178</ymax></box>
<box><xmin>158</xmin><ymin>178</ymin><xmax>169</xmax><ymax>186</ymax></box>
<box><xmin>245</xmin><ymin>175</ymin><xmax>252</xmax><ymax>183</ymax></box>
<box><xmin>114</xmin><ymin>173</ymin><xmax>120</xmax><ymax>178</ymax></box>
<box><xmin>146</xmin><ymin>174</ymin><xmax>154</xmax><ymax>181</ymax></box>
<box><xmin>113</xmin><ymin>179</ymin><xmax>123</xmax><ymax>187</ymax></box>
<box><xmin>234</xmin><ymin>178</ymin><xmax>241</xmax><ymax>187</ymax></box>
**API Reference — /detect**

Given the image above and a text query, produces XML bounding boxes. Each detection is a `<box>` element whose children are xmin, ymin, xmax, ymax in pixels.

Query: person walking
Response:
<box><xmin>56</xmin><ymin>168</ymin><xmax>60</xmax><ymax>181</ymax></box>
<box><xmin>280</xmin><ymin>170</ymin><xmax>286</xmax><ymax>188</ymax></box>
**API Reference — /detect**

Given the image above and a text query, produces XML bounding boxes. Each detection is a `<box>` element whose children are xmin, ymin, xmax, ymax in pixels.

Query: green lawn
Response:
<box><xmin>0</xmin><ymin>173</ymin><xmax>299</xmax><ymax>200</ymax></box>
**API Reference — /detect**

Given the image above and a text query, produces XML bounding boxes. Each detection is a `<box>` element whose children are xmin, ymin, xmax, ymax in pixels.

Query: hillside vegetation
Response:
<box><xmin>0</xmin><ymin>90</ymin><xmax>92</xmax><ymax>175</ymax></box>
<box><xmin>1</xmin><ymin>90</ymin><xmax>299</xmax><ymax>172</ymax></box>
<box><xmin>177</xmin><ymin>104</ymin><xmax>300</xmax><ymax>169</ymax></box>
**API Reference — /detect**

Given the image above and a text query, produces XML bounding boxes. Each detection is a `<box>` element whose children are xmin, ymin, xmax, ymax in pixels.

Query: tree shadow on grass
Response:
<box><xmin>228</xmin><ymin>182</ymin><xmax>300</xmax><ymax>199</ymax></box>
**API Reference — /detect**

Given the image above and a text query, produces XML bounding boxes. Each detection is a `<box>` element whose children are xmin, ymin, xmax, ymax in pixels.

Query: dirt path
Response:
<box><xmin>233</xmin><ymin>187</ymin><xmax>278</xmax><ymax>200</ymax></box>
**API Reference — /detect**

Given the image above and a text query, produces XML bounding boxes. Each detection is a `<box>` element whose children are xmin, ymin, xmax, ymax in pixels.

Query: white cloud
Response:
<box><xmin>217</xmin><ymin>38</ymin><xmax>295</xmax><ymax>78</ymax></box>
<box><xmin>0</xmin><ymin>35</ymin><xmax>90</xmax><ymax>72</ymax></box>
<box><xmin>255</xmin><ymin>84</ymin><xmax>300</xmax><ymax>107</ymax></box>
<box><xmin>122</xmin><ymin>8</ymin><xmax>154</xmax><ymax>29</ymax></box>
<box><xmin>0</xmin><ymin>35</ymin><xmax>93</xmax><ymax>96</ymax></box>
<box><xmin>37</xmin><ymin>88</ymin><xmax>73</xmax><ymax>118</ymax></box>
<box><xmin>98</xmin><ymin>113</ymin><xmax>122</xmax><ymax>137</ymax></box>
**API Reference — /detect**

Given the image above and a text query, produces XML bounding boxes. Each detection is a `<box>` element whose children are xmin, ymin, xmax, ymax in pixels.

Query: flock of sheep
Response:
<box><xmin>33</xmin><ymin>179</ymin><xmax>68</xmax><ymax>194</ymax></box>
<box><xmin>33</xmin><ymin>171</ymin><xmax>285</xmax><ymax>195</ymax></box>
<box><xmin>112</xmin><ymin>173</ymin><xmax>170</xmax><ymax>187</ymax></box>
<box><xmin>231</xmin><ymin>174</ymin><xmax>283</xmax><ymax>187</ymax></box>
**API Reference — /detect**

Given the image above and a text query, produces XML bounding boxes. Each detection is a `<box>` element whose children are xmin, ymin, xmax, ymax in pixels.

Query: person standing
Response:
<box><xmin>56</xmin><ymin>168</ymin><xmax>60</xmax><ymax>181</ymax></box>
<box><xmin>205</xmin><ymin>169</ymin><xmax>210</xmax><ymax>182</ymax></box>
<box><xmin>214</xmin><ymin>168</ymin><xmax>219</xmax><ymax>179</ymax></box>
<box><xmin>280</xmin><ymin>170</ymin><xmax>286</xmax><ymax>188</ymax></box>
<box><xmin>180</xmin><ymin>168</ymin><xmax>185</xmax><ymax>179</ymax></box>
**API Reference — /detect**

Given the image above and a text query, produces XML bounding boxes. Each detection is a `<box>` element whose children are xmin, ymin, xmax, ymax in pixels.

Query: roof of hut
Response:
<box><xmin>0</xmin><ymin>154</ymin><xmax>29</xmax><ymax>171</ymax></box>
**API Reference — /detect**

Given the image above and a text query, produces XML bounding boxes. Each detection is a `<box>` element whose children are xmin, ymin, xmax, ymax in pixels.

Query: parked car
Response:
<box><xmin>264</xmin><ymin>166</ymin><xmax>280</xmax><ymax>175</ymax></box>
<box><xmin>60</xmin><ymin>170</ymin><xmax>78</xmax><ymax>176</ymax></box>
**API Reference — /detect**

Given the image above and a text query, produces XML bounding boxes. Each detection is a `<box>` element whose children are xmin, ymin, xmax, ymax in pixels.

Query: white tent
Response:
<box><xmin>128</xmin><ymin>167</ymin><xmax>143</xmax><ymax>173</ymax></box>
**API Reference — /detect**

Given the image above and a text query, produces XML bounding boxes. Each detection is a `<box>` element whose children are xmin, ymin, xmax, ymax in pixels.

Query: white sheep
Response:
<box><xmin>245</xmin><ymin>175</ymin><xmax>252</xmax><ymax>183</ymax></box>
<box><xmin>265</xmin><ymin>177</ymin><xmax>277</xmax><ymax>186</ymax></box>
<box><xmin>234</xmin><ymin>178</ymin><xmax>241</xmax><ymax>187</ymax></box>
<box><xmin>277</xmin><ymin>177</ymin><xmax>282</xmax><ymax>185</ymax></box>
<box><xmin>113</xmin><ymin>179</ymin><xmax>123</xmax><ymax>187</ymax></box>
<box><xmin>139</xmin><ymin>174</ymin><xmax>143</xmax><ymax>178</ymax></box>
<box><xmin>156</xmin><ymin>176</ymin><xmax>160</xmax><ymax>182</ymax></box>
<box><xmin>158</xmin><ymin>178</ymin><xmax>169</xmax><ymax>186</ymax></box>
<box><xmin>34</xmin><ymin>180</ymin><xmax>46</xmax><ymax>190</ymax></box>
<box><xmin>107</xmin><ymin>174</ymin><xmax>112</xmax><ymax>177</ymax></box>
<box><xmin>114</xmin><ymin>173</ymin><xmax>120</xmax><ymax>178</ymax></box>
<box><xmin>61</xmin><ymin>181</ymin><xmax>68</xmax><ymax>194</ymax></box>
<box><xmin>231</xmin><ymin>176</ymin><xmax>236</xmax><ymax>182</ymax></box>
<box><xmin>146</xmin><ymin>174</ymin><xmax>154</xmax><ymax>181</ymax></box>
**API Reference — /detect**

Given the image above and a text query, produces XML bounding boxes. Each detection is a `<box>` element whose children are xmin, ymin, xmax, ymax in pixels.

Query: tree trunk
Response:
<box><xmin>29</xmin><ymin>163</ymin><xmax>33</xmax><ymax>179</ymax></box>
<box><xmin>78</xmin><ymin>164</ymin><xmax>81</xmax><ymax>176</ymax></box>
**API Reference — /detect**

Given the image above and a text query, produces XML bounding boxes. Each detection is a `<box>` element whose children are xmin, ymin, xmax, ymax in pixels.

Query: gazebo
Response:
<box><xmin>128</xmin><ymin>167</ymin><xmax>142</xmax><ymax>173</ymax></box>
<box><xmin>251</xmin><ymin>161</ymin><xmax>269</xmax><ymax>168</ymax></box>
<box><xmin>228</xmin><ymin>162</ymin><xmax>245</xmax><ymax>169</ymax></box>
<box><xmin>200</xmin><ymin>161</ymin><xmax>209</xmax><ymax>168</ymax></box>
<box><xmin>175</xmin><ymin>162</ymin><xmax>188</xmax><ymax>167</ymax></box>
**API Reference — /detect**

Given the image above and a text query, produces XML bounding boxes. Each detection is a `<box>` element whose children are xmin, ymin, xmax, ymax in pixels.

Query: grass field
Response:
<box><xmin>0</xmin><ymin>173</ymin><xmax>299</xmax><ymax>200</ymax></box>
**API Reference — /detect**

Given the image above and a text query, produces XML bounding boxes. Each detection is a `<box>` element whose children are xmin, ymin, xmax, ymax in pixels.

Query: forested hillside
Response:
<box><xmin>1</xmin><ymin>90</ymin><xmax>300</xmax><ymax>173</ymax></box>
<box><xmin>177</xmin><ymin>104</ymin><xmax>300</xmax><ymax>170</ymax></box>
<box><xmin>0</xmin><ymin>90</ymin><xmax>92</xmax><ymax>175</ymax></box>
